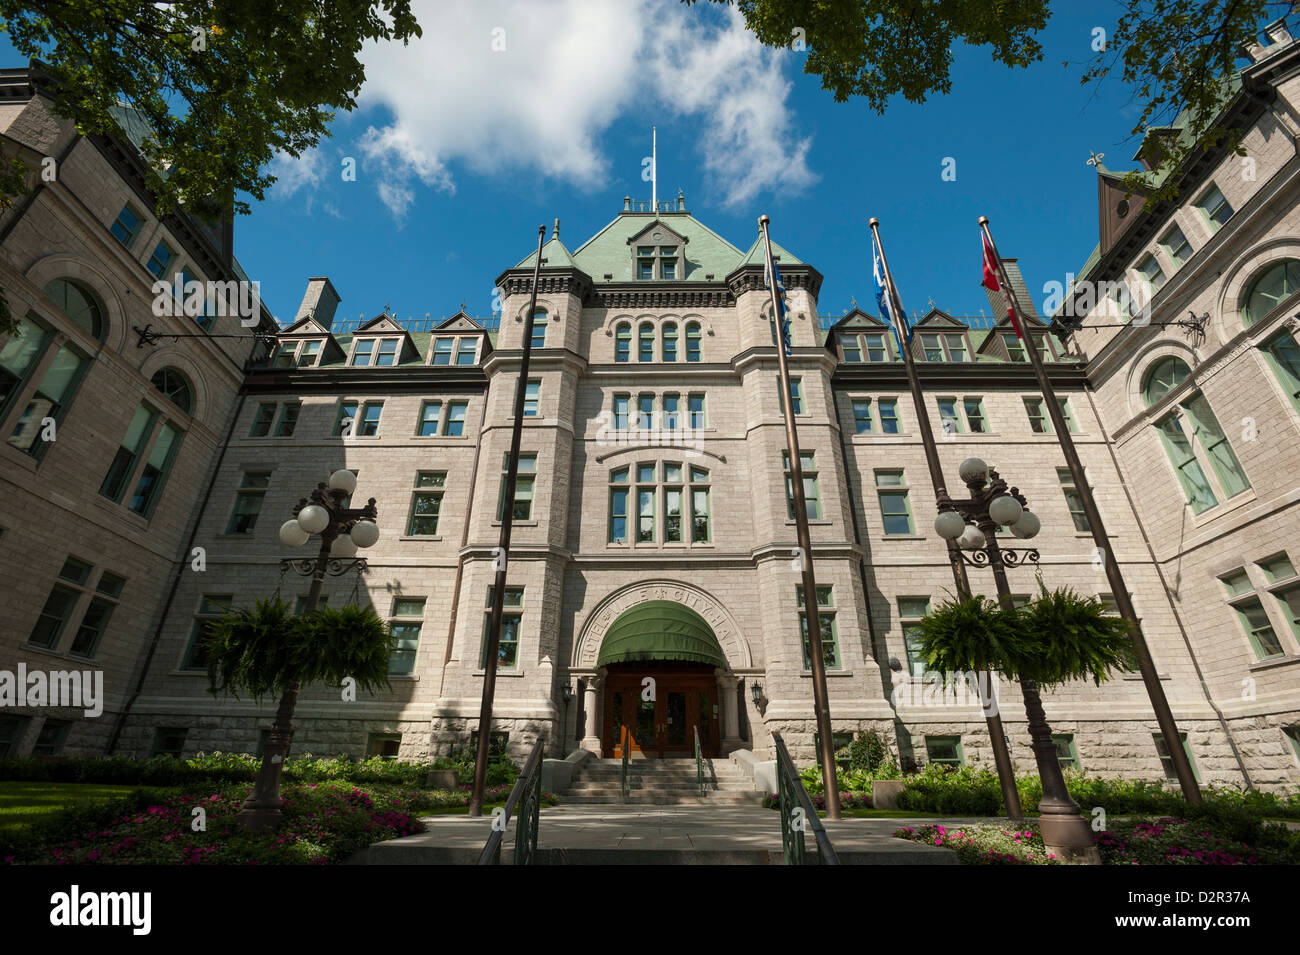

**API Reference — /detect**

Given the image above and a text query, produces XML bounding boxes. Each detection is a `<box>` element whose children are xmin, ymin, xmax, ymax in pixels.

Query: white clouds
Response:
<box><xmin>349</xmin><ymin>0</ymin><xmax>814</xmax><ymax>219</ymax></box>
<box><xmin>267</xmin><ymin>148</ymin><xmax>325</xmax><ymax>199</ymax></box>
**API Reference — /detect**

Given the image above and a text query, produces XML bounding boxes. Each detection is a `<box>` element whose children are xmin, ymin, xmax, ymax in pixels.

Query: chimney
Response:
<box><xmin>294</xmin><ymin>277</ymin><xmax>341</xmax><ymax>327</ymax></box>
<box><xmin>1241</xmin><ymin>18</ymin><xmax>1295</xmax><ymax>63</ymax></box>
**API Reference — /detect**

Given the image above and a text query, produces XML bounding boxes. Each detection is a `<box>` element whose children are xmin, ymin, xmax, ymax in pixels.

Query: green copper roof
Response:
<box><xmin>596</xmin><ymin>600</ymin><xmax>727</xmax><ymax>668</ymax></box>
<box><xmin>737</xmin><ymin>235</ymin><xmax>802</xmax><ymax>267</ymax></box>
<box><xmin>515</xmin><ymin>236</ymin><xmax>576</xmax><ymax>270</ymax></box>
<box><xmin>572</xmin><ymin>212</ymin><xmax>746</xmax><ymax>282</ymax></box>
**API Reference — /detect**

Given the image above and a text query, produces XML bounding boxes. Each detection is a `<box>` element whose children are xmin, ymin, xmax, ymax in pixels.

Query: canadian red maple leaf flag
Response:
<box><xmin>982</xmin><ymin>231</ymin><xmax>1025</xmax><ymax>340</ymax></box>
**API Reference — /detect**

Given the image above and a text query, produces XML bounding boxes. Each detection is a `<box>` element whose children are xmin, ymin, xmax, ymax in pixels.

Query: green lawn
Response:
<box><xmin>0</xmin><ymin>782</ymin><xmax>176</xmax><ymax>832</ymax></box>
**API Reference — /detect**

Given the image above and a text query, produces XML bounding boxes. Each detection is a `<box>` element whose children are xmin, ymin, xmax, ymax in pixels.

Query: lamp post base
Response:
<box><xmin>235</xmin><ymin>804</ymin><xmax>284</xmax><ymax>833</ymax></box>
<box><xmin>1039</xmin><ymin>811</ymin><xmax>1102</xmax><ymax>865</ymax></box>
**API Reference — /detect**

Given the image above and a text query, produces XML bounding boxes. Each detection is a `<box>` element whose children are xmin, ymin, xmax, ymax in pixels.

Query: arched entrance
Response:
<box><xmin>598</xmin><ymin>601</ymin><xmax>727</xmax><ymax>759</ymax></box>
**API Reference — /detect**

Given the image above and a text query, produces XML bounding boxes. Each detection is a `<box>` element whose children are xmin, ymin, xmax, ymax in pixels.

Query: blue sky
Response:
<box><xmin>3</xmin><ymin>2</ymin><xmax>1203</xmax><ymax>326</ymax></box>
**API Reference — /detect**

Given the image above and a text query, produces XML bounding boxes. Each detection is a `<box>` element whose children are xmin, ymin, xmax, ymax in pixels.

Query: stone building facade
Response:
<box><xmin>2</xmin><ymin>31</ymin><xmax>1300</xmax><ymax>791</ymax></box>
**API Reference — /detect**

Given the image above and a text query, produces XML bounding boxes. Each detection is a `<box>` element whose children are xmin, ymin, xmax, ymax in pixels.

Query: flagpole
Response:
<box><xmin>651</xmin><ymin>126</ymin><xmax>657</xmax><ymax>211</ymax></box>
<box><xmin>978</xmin><ymin>215</ymin><xmax>1201</xmax><ymax>804</ymax></box>
<box><xmin>469</xmin><ymin>223</ymin><xmax>547</xmax><ymax>817</ymax></box>
<box><xmin>759</xmin><ymin>213</ymin><xmax>841</xmax><ymax>820</ymax></box>
<box><xmin>870</xmin><ymin>218</ymin><xmax>1023</xmax><ymax>820</ymax></box>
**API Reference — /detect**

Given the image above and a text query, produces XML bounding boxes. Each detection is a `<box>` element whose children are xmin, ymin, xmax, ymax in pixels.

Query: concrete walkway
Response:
<box><xmin>360</xmin><ymin>804</ymin><xmax>964</xmax><ymax>865</ymax></box>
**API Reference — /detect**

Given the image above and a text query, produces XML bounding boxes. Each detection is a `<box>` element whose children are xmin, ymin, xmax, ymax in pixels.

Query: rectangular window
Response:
<box><xmin>1154</xmin><ymin>733</ymin><xmax>1201</xmax><ymax>783</ymax></box>
<box><xmin>432</xmin><ymin>338</ymin><xmax>454</xmax><ymax>365</ymax></box>
<box><xmin>334</xmin><ymin>401</ymin><xmax>357</xmax><ymax>436</ymax></box>
<box><xmin>110</xmin><ymin>204</ymin><xmax>141</xmax><ymax>247</ymax></box>
<box><xmin>637</xmin><ymin>462</ymin><xmax>655</xmax><ymax>541</ymax></box>
<box><xmin>613</xmin><ymin>394</ymin><xmax>630</xmax><ymax>431</ymax></box>
<box><xmin>945</xmin><ymin>335</ymin><xmax>967</xmax><ymax>362</ymax></box>
<box><xmin>1197</xmin><ymin>183</ymin><xmax>1233</xmax><ymax>231</ymax></box>
<box><xmin>274</xmin><ymin>402</ymin><xmax>301</xmax><ymax>437</ymax></box>
<box><xmin>638</xmin><ymin>259</ymin><xmax>654</xmax><ymax>280</ymax></box>
<box><xmin>128</xmin><ymin>421</ymin><xmax>180</xmax><ymax>517</ymax></box>
<box><xmin>1024</xmin><ymin>397</ymin><xmax>1049</xmax><ymax>433</ymax></box>
<box><xmin>1161</xmin><ymin>225</ymin><xmax>1192</xmax><ymax>267</ymax></box>
<box><xmin>1057</xmin><ymin>397</ymin><xmax>1079</xmax><ymax>432</ymax></box>
<box><xmin>690</xmin><ymin>466</ymin><xmax>711</xmax><ymax>543</ymax></box>
<box><xmin>375</xmin><ymin>339</ymin><xmax>398</xmax><ymax>366</ymax></box>
<box><xmin>226</xmin><ymin>471</ymin><xmax>271</xmax><ymax>534</ymax></box>
<box><xmin>407</xmin><ymin>471</ymin><xmax>445</xmax><ymax>536</ymax></box>
<box><xmin>937</xmin><ymin>397</ymin><xmax>961</xmax><ymax>435</ymax></box>
<box><xmin>922</xmin><ymin>334</ymin><xmax>943</xmax><ymax>362</ymax></box>
<box><xmin>367</xmin><ymin>734</ymin><xmax>402</xmax><ymax>759</ymax></box>
<box><xmin>609</xmin><ymin>467</ymin><xmax>629</xmax><ymax>543</ymax></box>
<box><xmin>0</xmin><ymin>315</ymin><xmax>51</xmax><ymax>420</ymax></box>
<box><xmin>1003</xmin><ymin>333</ymin><xmax>1026</xmax><ymax>362</ymax></box>
<box><xmin>497</xmin><ymin>453</ymin><xmax>536</xmax><ymax>521</ymax></box>
<box><xmin>248</xmin><ymin>402</ymin><xmax>276</xmax><ymax>437</ymax></box>
<box><xmin>840</xmin><ymin>335</ymin><xmax>861</xmax><ymax>363</ymax></box>
<box><xmin>33</xmin><ymin>720</ymin><xmax>70</xmax><ymax>758</ymax></box>
<box><xmin>351</xmin><ymin>339</ymin><xmax>374</xmax><ymax>366</ymax></box>
<box><xmin>876</xmin><ymin>469</ymin><xmax>913</xmax><ymax>535</ymax></box>
<box><xmin>797</xmin><ymin>585</ymin><xmax>840</xmax><ymax>670</ymax></box>
<box><xmin>1285</xmin><ymin>727</ymin><xmax>1300</xmax><ymax>768</ymax></box>
<box><xmin>481</xmin><ymin>587</ymin><xmax>524</xmax><ymax>669</ymax></box>
<box><xmin>685</xmin><ymin>325</ymin><xmax>701</xmax><ymax>362</ymax></box>
<box><xmin>661</xmin><ymin>258</ymin><xmax>676</xmax><ymax>279</ymax></box>
<box><xmin>637</xmin><ymin>394</ymin><xmax>654</xmax><ymax>430</ymax></box>
<box><xmin>146</xmin><ymin>241</ymin><xmax>174</xmax><ymax>278</ymax></box>
<box><xmin>151</xmin><ymin>727</ymin><xmax>188</xmax><ymax>759</ymax></box>
<box><xmin>418</xmin><ymin>400</ymin><xmax>442</xmax><ymax>436</ymax></box>
<box><xmin>7</xmin><ymin>345</ymin><xmax>86</xmax><ymax>455</ymax></box>
<box><xmin>1180</xmin><ymin>393</ymin><xmax>1250</xmax><ymax>499</ymax></box>
<box><xmin>783</xmin><ymin>451</ymin><xmax>821</xmax><ymax>520</ymax></box>
<box><xmin>273</xmin><ymin>343</ymin><xmax>297</xmax><ymax>368</ymax></box>
<box><xmin>878</xmin><ymin>398</ymin><xmax>900</xmax><ymax>433</ymax></box>
<box><xmin>1053</xmin><ymin>734</ymin><xmax>1079</xmax><ymax>771</ymax></box>
<box><xmin>778</xmin><ymin>377</ymin><xmax>803</xmax><ymax>416</ymax></box>
<box><xmin>358</xmin><ymin>402</ymin><xmax>383</xmax><ymax>437</ymax></box>
<box><xmin>1262</xmin><ymin>333</ymin><xmax>1300</xmax><ymax>413</ymax></box>
<box><xmin>101</xmin><ymin>405</ymin><xmax>156</xmax><ymax>501</ymax></box>
<box><xmin>1260</xmin><ymin>555</ymin><xmax>1297</xmax><ymax>583</ymax></box>
<box><xmin>444</xmin><ymin>401</ymin><xmax>468</xmax><ymax>436</ymax></box>
<box><xmin>182</xmin><ymin>594</ymin><xmax>233</xmax><ymax>670</ymax></box>
<box><xmin>457</xmin><ymin>338</ymin><xmax>478</xmax><ymax>365</ymax></box>
<box><xmin>1058</xmin><ymin>468</ymin><xmax>1092</xmax><ymax>533</ymax></box>
<box><xmin>925</xmin><ymin>736</ymin><xmax>964</xmax><ymax>766</ymax></box>
<box><xmin>963</xmin><ymin>397</ymin><xmax>987</xmax><ymax>433</ymax></box>
<box><xmin>852</xmin><ymin>399</ymin><xmax>872</xmax><ymax>434</ymax></box>
<box><xmin>687</xmin><ymin>394</ymin><xmax>705</xmax><ymax>430</ymax></box>
<box><xmin>1156</xmin><ymin>414</ymin><xmax>1218</xmax><ymax>513</ymax></box>
<box><xmin>639</xmin><ymin>326</ymin><xmax>654</xmax><ymax>361</ymax></box>
<box><xmin>662</xmin><ymin>394</ymin><xmax>679</xmax><ymax>430</ymax></box>
<box><xmin>523</xmin><ymin>381</ymin><xmax>540</xmax><ymax>417</ymax></box>
<box><xmin>0</xmin><ymin>715</ymin><xmax>26</xmax><ymax>758</ymax></box>
<box><xmin>866</xmin><ymin>334</ymin><xmax>888</xmax><ymax>362</ymax></box>
<box><xmin>389</xmin><ymin>598</ymin><xmax>425</xmax><ymax>676</ymax></box>
<box><xmin>1234</xmin><ymin>597</ymin><xmax>1284</xmax><ymax>659</ymax></box>
<box><xmin>28</xmin><ymin>580</ymin><xmax>81</xmax><ymax>649</ymax></box>
<box><xmin>297</xmin><ymin>340</ymin><xmax>322</xmax><ymax>366</ymax></box>
<box><xmin>899</xmin><ymin>597</ymin><xmax>930</xmax><ymax>677</ymax></box>
<box><xmin>67</xmin><ymin>571</ymin><xmax>125</xmax><ymax>658</ymax></box>
<box><xmin>664</xmin><ymin>483</ymin><xmax>683</xmax><ymax>544</ymax></box>
<box><xmin>1138</xmin><ymin>254</ymin><xmax>1167</xmax><ymax>293</ymax></box>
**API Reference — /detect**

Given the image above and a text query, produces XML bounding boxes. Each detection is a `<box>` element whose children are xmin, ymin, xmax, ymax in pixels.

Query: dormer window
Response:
<box><xmin>298</xmin><ymin>340</ymin><xmax>322</xmax><ymax>366</ymax></box>
<box><xmin>839</xmin><ymin>331</ymin><xmax>891</xmax><ymax>363</ymax></box>
<box><xmin>457</xmin><ymin>339</ymin><xmax>478</xmax><ymax>365</ymax></box>
<box><xmin>918</xmin><ymin>333</ymin><xmax>968</xmax><ymax>362</ymax></box>
<box><xmin>351</xmin><ymin>339</ymin><xmax>375</xmax><ymax>366</ymax></box>
<box><xmin>635</xmin><ymin>244</ymin><xmax>680</xmax><ymax>280</ymax></box>
<box><xmin>433</xmin><ymin>337</ymin><xmax>454</xmax><ymax>364</ymax></box>
<box><xmin>375</xmin><ymin>339</ymin><xmax>398</xmax><ymax>366</ymax></box>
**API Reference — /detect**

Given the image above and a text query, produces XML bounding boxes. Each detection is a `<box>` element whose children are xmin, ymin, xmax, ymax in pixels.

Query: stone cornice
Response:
<box><xmin>725</xmin><ymin>262</ymin><xmax>824</xmax><ymax>300</ymax></box>
<box><xmin>494</xmin><ymin>266</ymin><xmax>593</xmax><ymax>300</ymax></box>
<box><xmin>832</xmin><ymin>361</ymin><xmax>1090</xmax><ymax>389</ymax></box>
<box><xmin>587</xmin><ymin>283</ymin><xmax>733</xmax><ymax>310</ymax></box>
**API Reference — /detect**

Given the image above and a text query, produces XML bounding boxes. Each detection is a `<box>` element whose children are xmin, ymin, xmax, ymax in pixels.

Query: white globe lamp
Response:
<box><xmin>296</xmin><ymin>504</ymin><xmax>330</xmax><ymax>535</ymax></box>
<box><xmin>350</xmin><ymin>520</ymin><xmax>380</xmax><ymax>548</ymax></box>
<box><xmin>988</xmin><ymin>495</ymin><xmax>1023</xmax><ymax>527</ymax></box>
<box><xmin>934</xmin><ymin>510</ymin><xmax>967</xmax><ymax>540</ymax></box>
<box><xmin>278</xmin><ymin>519</ymin><xmax>309</xmax><ymax>547</ymax></box>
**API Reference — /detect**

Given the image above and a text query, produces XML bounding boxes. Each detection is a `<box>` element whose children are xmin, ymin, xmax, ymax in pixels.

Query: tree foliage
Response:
<box><xmin>204</xmin><ymin>596</ymin><xmax>393</xmax><ymax>701</ymax></box>
<box><xmin>698</xmin><ymin>0</ymin><xmax>1296</xmax><ymax>203</ymax></box>
<box><xmin>913</xmin><ymin>583</ymin><xmax>1136</xmax><ymax>688</ymax></box>
<box><xmin>0</xmin><ymin>0</ymin><xmax>422</xmax><ymax>216</ymax></box>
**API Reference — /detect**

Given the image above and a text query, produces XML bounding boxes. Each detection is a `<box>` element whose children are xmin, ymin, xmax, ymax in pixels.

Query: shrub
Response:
<box><xmin>1094</xmin><ymin>816</ymin><xmax>1300</xmax><ymax>865</ymax></box>
<box><xmin>895</xmin><ymin>764</ymin><xmax>1006</xmax><ymax>816</ymax></box>
<box><xmin>894</xmin><ymin>823</ymin><xmax>1056</xmax><ymax>864</ymax></box>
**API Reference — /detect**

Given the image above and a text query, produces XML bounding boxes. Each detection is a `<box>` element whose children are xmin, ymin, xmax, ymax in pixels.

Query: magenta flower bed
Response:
<box><xmin>895</xmin><ymin>824</ymin><xmax>1058</xmax><ymax>865</ymax></box>
<box><xmin>1095</xmin><ymin>817</ymin><xmax>1268</xmax><ymax>865</ymax></box>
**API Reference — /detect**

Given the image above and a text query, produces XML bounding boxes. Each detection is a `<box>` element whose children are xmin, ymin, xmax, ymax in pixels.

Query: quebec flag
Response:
<box><xmin>873</xmin><ymin>233</ymin><xmax>910</xmax><ymax>354</ymax></box>
<box><xmin>764</xmin><ymin>253</ymin><xmax>793</xmax><ymax>356</ymax></box>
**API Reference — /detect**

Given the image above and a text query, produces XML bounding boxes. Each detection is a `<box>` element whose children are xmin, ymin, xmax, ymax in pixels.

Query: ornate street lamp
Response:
<box><xmin>237</xmin><ymin>468</ymin><xmax>378</xmax><ymax>831</ymax></box>
<box><xmin>933</xmin><ymin>457</ymin><xmax>1100</xmax><ymax>864</ymax></box>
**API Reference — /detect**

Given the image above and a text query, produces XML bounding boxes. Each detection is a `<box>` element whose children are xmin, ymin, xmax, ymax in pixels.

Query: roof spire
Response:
<box><xmin>1086</xmin><ymin>150</ymin><xmax>1106</xmax><ymax>170</ymax></box>
<box><xmin>552</xmin><ymin>218</ymin><xmax>560</xmax><ymax>240</ymax></box>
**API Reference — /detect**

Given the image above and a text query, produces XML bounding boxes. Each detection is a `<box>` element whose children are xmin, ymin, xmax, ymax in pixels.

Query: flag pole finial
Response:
<box><xmin>758</xmin><ymin>214</ymin><xmax>770</xmax><ymax>227</ymax></box>
<box><xmin>868</xmin><ymin>217</ymin><xmax>879</xmax><ymax>227</ymax></box>
<box><xmin>978</xmin><ymin>215</ymin><xmax>989</xmax><ymax>226</ymax></box>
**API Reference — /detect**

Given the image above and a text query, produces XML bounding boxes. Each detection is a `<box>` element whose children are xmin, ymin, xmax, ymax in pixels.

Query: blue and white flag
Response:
<box><xmin>873</xmin><ymin>234</ymin><xmax>911</xmax><ymax>352</ymax></box>
<box><xmin>764</xmin><ymin>251</ymin><xmax>793</xmax><ymax>356</ymax></box>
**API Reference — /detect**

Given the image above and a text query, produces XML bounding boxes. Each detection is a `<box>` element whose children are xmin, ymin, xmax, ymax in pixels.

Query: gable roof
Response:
<box><xmin>572</xmin><ymin>212</ymin><xmax>745</xmax><ymax>281</ymax></box>
<box><xmin>736</xmin><ymin>235</ymin><xmax>803</xmax><ymax>268</ymax></box>
<box><xmin>515</xmin><ymin>235</ymin><xmax>577</xmax><ymax>270</ymax></box>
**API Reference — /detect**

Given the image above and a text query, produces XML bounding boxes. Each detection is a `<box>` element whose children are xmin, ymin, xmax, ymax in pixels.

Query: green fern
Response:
<box><xmin>1016</xmin><ymin>582</ymin><xmax>1137</xmax><ymax>687</ymax></box>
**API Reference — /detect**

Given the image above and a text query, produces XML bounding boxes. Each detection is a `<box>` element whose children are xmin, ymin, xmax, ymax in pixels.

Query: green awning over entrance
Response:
<box><xmin>596</xmin><ymin>601</ymin><xmax>727</xmax><ymax>669</ymax></box>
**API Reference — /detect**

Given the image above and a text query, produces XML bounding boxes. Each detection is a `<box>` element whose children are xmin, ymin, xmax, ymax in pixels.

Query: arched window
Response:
<box><xmin>614</xmin><ymin>323</ymin><xmax>631</xmax><ymax>362</ymax></box>
<box><xmin>662</xmin><ymin>322</ymin><xmax>678</xmax><ymax>362</ymax></box>
<box><xmin>151</xmin><ymin>368</ymin><xmax>193</xmax><ymax>415</ymax></box>
<box><xmin>1261</xmin><ymin>331</ymin><xmax>1300</xmax><ymax>414</ymax></box>
<box><xmin>1143</xmin><ymin>356</ymin><xmax>1250</xmax><ymax>514</ymax></box>
<box><xmin>43</xmin><ymin>279</ymin><xmax>105</xmax><ymax>341</ymax></box>
<box><xmin>1242</xmin><ymin>259</ymin><xmax>1300</xmax><ymax>326</ymax></box>
<box><xmin>638</xmin><ymin>323</ymin><xmax>654</xmax><ymax>362</ymax></box>
<box><xmin>1</xmin><ymin>313</ymin><xmax>90</xmax><ymax>460</ymax></box>
<box><xmin>530</xmin><ymin>309</ymin><xmax>548</xmax><ymax>349</ymax></box>
<box><xmin>1143</xmin><ymin>356</ymin><xmax>1191</xmax><ymax>407</ymax></box>
<box><xmin>685</xmin><ymin>322</ymin><xmax>702</xmax><ymax>362</ymax></box>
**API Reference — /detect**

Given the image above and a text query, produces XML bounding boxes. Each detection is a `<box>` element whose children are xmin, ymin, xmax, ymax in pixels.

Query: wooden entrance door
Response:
<box><xmin>603</xmin><ymin>667</ymin><xmax>720</xmax><ymax>758</ymax></box>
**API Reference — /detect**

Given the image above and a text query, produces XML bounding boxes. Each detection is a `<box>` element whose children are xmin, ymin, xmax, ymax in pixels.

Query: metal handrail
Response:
<box><xmin>694</xmin><ymin>725</ymin><xmax>704</xmax><ymax>795</ymax></box>
<box><xmin>620</xmin><ymin>725</ymin><xmax>630</xmax><ymax>804</ymax></box>
<box><xmin>771</xmin><ymin>732</ymin><xmax>840</xmax><ymax>865</ymax></box>
<box><xmin>477</xmin><ymin>735</ymin><xmax>546</xmax><ymax>865</ymax></box>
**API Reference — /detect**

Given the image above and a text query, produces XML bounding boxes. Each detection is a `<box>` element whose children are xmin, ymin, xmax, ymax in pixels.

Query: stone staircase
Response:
<box><xmin>562</xmin><ymin>756</ymin><xmax>766</xmax><ymax>805</ymax></box>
